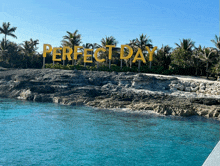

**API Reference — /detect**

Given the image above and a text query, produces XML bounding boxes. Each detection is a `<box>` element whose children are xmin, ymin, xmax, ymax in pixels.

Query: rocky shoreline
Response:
<box><xmin>0</xmin><ymin>68</ymin><xmax>220</xmax><ymax>120</ymax></box>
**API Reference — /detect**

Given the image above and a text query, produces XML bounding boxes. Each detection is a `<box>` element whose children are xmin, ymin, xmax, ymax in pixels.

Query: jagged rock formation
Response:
<box><xmin>0</xmin><ymin>68</ymin><xmax>220</xmax><ymax>120</ymax></box>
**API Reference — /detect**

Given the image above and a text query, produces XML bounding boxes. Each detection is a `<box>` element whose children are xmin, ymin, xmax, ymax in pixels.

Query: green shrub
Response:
<box><xmin>162</xmin><ymin>69</ymin><xmax>173</xmax><ymax>75</ymax></box>
<box><xmin>45</xmin><ymin>63</ymin><xmax>177</xmax><ymax>76</ymax></box>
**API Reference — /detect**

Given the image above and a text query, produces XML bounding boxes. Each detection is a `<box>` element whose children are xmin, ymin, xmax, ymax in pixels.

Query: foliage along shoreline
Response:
<box><xmin>1</xmin><ymin>22</ymin><xmax>220</xmax><ymax>79</ymax></box>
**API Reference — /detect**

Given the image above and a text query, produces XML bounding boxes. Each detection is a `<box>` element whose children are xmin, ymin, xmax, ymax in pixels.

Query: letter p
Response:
<box><xmin>43</xmin><ymin>44</ymin><xmax>52</xmax><ymax>57</ymax></box>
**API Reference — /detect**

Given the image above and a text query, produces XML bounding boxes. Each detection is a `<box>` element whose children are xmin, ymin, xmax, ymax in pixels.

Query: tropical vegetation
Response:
<box><xmin>1</xmin><ymin>21</ymin><xmax>220</xmax><ymax>80</ymax></box>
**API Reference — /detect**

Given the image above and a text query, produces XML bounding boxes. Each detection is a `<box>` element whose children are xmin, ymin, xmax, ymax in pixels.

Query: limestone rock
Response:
<box><xmin>1</xmin><ymin>68</ymin><xmax>220</xmax><ymax>121</ymax></box>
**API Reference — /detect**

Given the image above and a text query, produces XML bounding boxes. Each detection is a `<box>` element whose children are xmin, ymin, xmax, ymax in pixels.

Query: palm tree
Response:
<box><xmin>127</xmin><ymin>39</ymin><xmax>138</xmax><ymax>68</ymax></box>
<box><xmin>101</xmin><ymin>36</ymin><xmax>118</xmax><ymax>47</ymax></box>
<box><xmin>82</xmin><ymin>43</ymin><xmax>100</xmax><ymax>66</ymax></box>
<box><xmin>21</xmin><ymin>39</ymin><xmax>39</xmax><ymax>68</ymax></box>
<box><xmin>192</xmin><ymin>45</ymin><xmax>203</xmax><ymax>76</ymax></box>
<box><xmin>173</xmin><ymin>38</ymin><xmax>195</xmax><ymax>68</ymax></box>
<box><xmin>100</xmin><ymin>36</ymin><xmax>118</xmax><ymax>67</ymax></box>
<box><xmin>21</xmin><ymin>39</ymin><xmax>39</xmax><ymax>55</ymax></box>
<box><xmin>61</xmin><ymin>30</ymin><xmax>82</xmax><ymax>65</ymax></box>
<box><xmin>155</xmin><ymin>45</ymin><xmax>172</xmax><ymax>70</ymax></box>
<box><xmin>210</xmin><ymin>35</ymin><xmax>220</xmax><ymax>77</ymax></box>
<box><xmin>4</xmin><ymin>42</ymin><xmax>23</xmax><ymax>67</ymax></box>
<box><xmin>175</xmin><ymin>38</ymin><xmax>195</xmax><ymax>52</ymax></box>
<box><xmin>82</xmin><ymin>43</ymin><xmax>101</xmax><ymax>67</ymax></box>
<box><xmin>135</xmin><ymin>34</ymin><xmax>153</xmax><ymax>51</ymax></box>
<box><xmin>82</xmin><ymin>43</ymin><xmax>92</xmax><ymax>67</ymax></box>
<box><xmin>0</xmin><ymin>38</ymin><xmax>9</xmax><ymax>61</ymax></box>
<box><xmin>0</xmin><ymin>22</ymin><xmax>17</xmax><ymax>64</ymax></box>
<box><xmin>0</xmin><ymin>22</ymin><xmax>17</xmax><ymax>46</ymax></box>
<box><xmin>211</xmin><ymin>59</ymin><xmax>220</xmax><ymax>79</ymax></box>
<box><xmin>30</xmin><ymin>38</ymin><xmax>39</xmax><ymax>48</ymax></box>
<box><xmin>89</xmin><ymin>43</ymin><xmax>101</xmax><ymax>53</ymax></box>
<box><xmin>199</xmin><ymin>47</ymin><xmax>218</xmax><ymax>78</ymax></box>
<box><xmin>135</xmin><ymin>34</ymin><xmax>153</xmax><ymax>70</ymax></box>
<box><xmin>211</xmin><ymin>35</ymin><xmax>220</xmax><ymax>50</ymax></box>
<box><xmin>0</xmin><ymin>39</ymin><xmax>22</xmax><ymax>67</ymax></box>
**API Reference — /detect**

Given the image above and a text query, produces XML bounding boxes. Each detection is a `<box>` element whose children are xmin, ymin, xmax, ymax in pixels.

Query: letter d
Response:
<box><xmin>120</xmin><ymin>45</ymin><xmax>133</xmax><ymax>60</ymax></box>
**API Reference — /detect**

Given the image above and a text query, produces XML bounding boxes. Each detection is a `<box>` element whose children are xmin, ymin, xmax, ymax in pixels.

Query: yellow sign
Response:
<box><xmin>43</xmin><ymin>44</ymin><xmax>157</xmax><ymax>63</ymax></box>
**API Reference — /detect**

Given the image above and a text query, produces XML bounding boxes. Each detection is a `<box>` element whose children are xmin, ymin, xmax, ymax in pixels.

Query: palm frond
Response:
<box><xmin>0</xmin><ymin>22</ymin><xmax>17</xmax><ymax>40</ymax></box>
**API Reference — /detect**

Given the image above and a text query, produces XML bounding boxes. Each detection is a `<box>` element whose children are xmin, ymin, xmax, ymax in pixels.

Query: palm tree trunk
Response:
<box><xmin>106</xmin><ymin>56</ymin><xmax>108</xmax><ymax>66</ymax></box>
<box><xmin>43</xmin><ymin>57</ymin><xmax>45</xmax><ymax>69</ymax></box>
<box><xmin>4</xmin><ymin>34</ymin><xmax>6</xmax><ymax>47</ymax></box>
<box><xmin>3</xmin><ymin>35</ymin><xmax>7</xmax><ymax>63</ymax></box>
<box><xmin>195</xmin><ymin>60</ymin><xmax>198</xmax><ymax>76</ymax></box>
<box><xmin>206</xmin><ymin>62</ymin><xmax>209</xmax><ymax>79</ymax></box>
<box><xmin>72</xmin><ymin>58</ymin><xmax>74</xmax><ymax>65</ymax></box>
<box><xmin>31</xmin><ymin>55</ymin><xmax>34</xmax><ymax>67</ymax></box>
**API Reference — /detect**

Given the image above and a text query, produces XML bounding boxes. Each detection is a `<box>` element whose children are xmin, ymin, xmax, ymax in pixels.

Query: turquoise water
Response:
<box><xmin>0</xmin><ymin>98</ymin><xmax>219</xmax><ymax>166</ymax></box>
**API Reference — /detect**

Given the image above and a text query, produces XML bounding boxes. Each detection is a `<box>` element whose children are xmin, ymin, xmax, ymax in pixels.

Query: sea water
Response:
<box><xmin>0</xmin><ymin>98</ymin><xmax>219</xmax><ymax>166</ymax></box>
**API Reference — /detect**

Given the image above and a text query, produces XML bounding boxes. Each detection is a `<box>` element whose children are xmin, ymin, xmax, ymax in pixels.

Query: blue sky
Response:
<box><xmin>0</xmin><ymin>0</ymin><xmax>219</xmax><ymax>52</ymax></box>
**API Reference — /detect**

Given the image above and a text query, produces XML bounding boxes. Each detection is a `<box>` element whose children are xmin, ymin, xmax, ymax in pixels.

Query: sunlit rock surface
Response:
<box><xmin>0</xmin><ymin>68</ymin><xmax>220</xmax><ymax>120</ymax></box>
